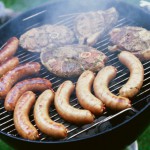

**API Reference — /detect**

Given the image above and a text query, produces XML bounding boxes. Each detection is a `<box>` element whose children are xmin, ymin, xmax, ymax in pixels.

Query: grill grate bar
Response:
<box><xmin>0</xmin><ymin>118</ymin><xmax>13</xmax><ymax>127</ymax></box>
<box><xmin>106</xmin><ymin>55</ymin><xmax>118</xmax><ymax>63</ymax></box>
<box><xmin>49</xmin><ymin>77</ymin><xmax>57</xmax><ymax>81</ymax></box>
<box><xmin>7</xmin><ymin>128</ymin><xmax>16</xmax><ymax>134</ymax></box>
<box><xmin>20</xmin><ymin>55</ymin><xmax>39</xmax><ymax>63</ymax></box>
<box><xmin>132</xmin><ymin>95</ymin><xmax>150</xmax><ymax>106</ymax></box>
<box><xmin>0</xmin><ymin>42</ymin><xmax>7</xmax><ymax>50</ymax></box>
<box><xmin>0</xmin><ymin>110</ymin><xmax>7</xmax><ymax>116</ymax></box>
<box><xmin>95</xmin><ymin>37</ymin><xmax>109</xmax><ymax>45</ymax></box>
<box><xmin>0</xmin><ymin>115</ymin><xmax>10</xmax><ymax>121</ymax></box>
<box><xmin>18</xmin><ymin>53</ymin><xmax>31</xmax><ymax>59</ymax></box>
<box><xmin>1</xmin><ymin>123</ymin><xmax>14</xmax><ymax>132</ymax></box>
<box><xmin>17</xmin><ymin>52</ymin><xmax>27</xmax><ymax>58</ymax></box>
<box><xmin>0</xmin><ymin>106</ymin><xmax>4</xmax><ymax>110</ymax></box>
<box><xmin>136</xmin><ymin>83</ymin><xmax>150</xmax><ymax>97</ymax></box>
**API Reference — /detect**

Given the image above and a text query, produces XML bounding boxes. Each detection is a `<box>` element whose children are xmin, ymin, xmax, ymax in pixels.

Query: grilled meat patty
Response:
<box><xmin>19</xmin><ymin>25</ymin><xmax>75</xmax><ymax>52</ymax></box>
<box><xmin>40</xmin><ymin>45</ymin><xmax>108</xmax><ymax>78</ymax></box>
<box><xmin>109</xmin><ymin>26</ymin><xmax>150</xmax><ymax>60</ymax></box>
<box><xmin>74</xmin><ymin>7</ymin><xmax>119</xmax><ymax>46</ymax></box>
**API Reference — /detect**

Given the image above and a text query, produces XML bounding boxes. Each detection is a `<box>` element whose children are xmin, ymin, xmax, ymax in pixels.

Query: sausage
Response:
<box><xmin>34</xmin><ymin>90</ymin><xmax>67</xmax><ymax>139</ymax></box>
<box><xmin>14</xmin><ymin>91</ymin><xmax>39</xmax><ymax>140</ymax></box>
<box><xmin>54</xmin><ymin>80</ymin><xmax>94</xmax><ymax>125</ymax></box>
<box><xmin>5</xmin><ymin>78</ymin><xmax>52</xmax><ymax>111</ymax></box>
<box><xmin>0</xmin><ymin>57</ymin><xmax>19</xmax><ymax>77</ymax></box>
<box><xmin>0</xmin><ymin>62</ymin><xmax>41</xmax><ymax>99</ymax></box>
<box><xmin>93</xmin><ymin>66</ymin><xmax>131</xmax><ymax>111</ymax></box>
<box><xmin>76</xmin><ymin>70</ymin><xmax>105</xmax><ymax>115</ymax></box>
<box><xmin>0</xmin><ymin>37</ymin><xmax>19</xmax><ymax>64</ymax></box>
<box><xmin>118</xmin><ymin>51</ymin><xmax>144</xmax><ymax>98</ymax></box>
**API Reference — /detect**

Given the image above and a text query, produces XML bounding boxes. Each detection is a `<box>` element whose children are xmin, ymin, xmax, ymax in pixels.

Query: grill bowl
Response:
<box><xmin>0</xmin><ymin>0</ymin><xmax>149</xmax><ymax>149</ymax></box>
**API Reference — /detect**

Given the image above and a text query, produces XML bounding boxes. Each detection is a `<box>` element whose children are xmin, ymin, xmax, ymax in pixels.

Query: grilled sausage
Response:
<box><xmin>34</xmin><ymin>90</ymin><xmax>67</xmax><ymax>139</ymax></box>
<box><xmin>5</xmin><ymin>78</ymin><xmax>52</xmax><ymax>111</ymax></box>
<box><xmin>76</xmin><ymin>70</ymin><xmax>105</xmax><ymax>115</ymax></box>
<box><xmin>93</xmin><ymin>66</ymin><xmax>131</xmax><ymax>110</ymax></box>
<box><xmin>0</xmin><ymin>62</ymin><xmax>41</xmax><ymax>99</ymax></box>
<box><xmin>14</xmin><ymin>91</ymin><xmax>39</xmax><ymax>140</ymax></box>
<box><xmin>55</xmin><ymin>80</ymin><xmax>94</xmax><ymax>125</ymax></box>
<box><xmin>118</xmin><ymin>51</ymin><xmax>144</xmax><ymax>98</ymax></box>
<box><xmin>0</xmin><ymin>57</ymin><xmax>19</xmax><ymax>77</ymax></box>
<box><xmin>0</xmin><ymin>37</ymin><xmax>19</xmax><ymax>64</ymax></box>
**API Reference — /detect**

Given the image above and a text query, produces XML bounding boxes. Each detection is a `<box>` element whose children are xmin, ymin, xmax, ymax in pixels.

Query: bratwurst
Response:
<box><xmin>0</xmin><ymin>62</ymin><xmax>41</xmax><ymax>99</ymax></box>
<box><xmin>55</xmin><ymin>80</ymin><xmax>94</xmax><ymax>125</ymax></box>
<box><xmin>93</xmin><ymin>66</ymin><xmax>131</xmax><ymax>110</ymax></box>
<box><xmin>0</xmin><ymin>57</ymin><xmax>19</xmax><ymax>77</ymax></box>
<box><xmin>118</xmin><ymin>51</ymin><xmax>144</xmax><ymax>98</ymax></box>
<box><xmin>0</xmin><ymin>37</ymin><xmax>19</xmax><ymax>64</ymax></box>
<box><xmin>34</xmin><ymin>90</ymin><xmax>67</xmax><ymax>139</ymax></box>
<box><xmin>76</xmin><ymin>70</ymin><xmax>105</xmax><ymax>115</ymax></box>
<box><xmin>5</xmin><ymin>78</ymin><xmax>52</xmax><ymax>111</ymax></box>
<box><xmin>14</xmin><ymin>91</ymin><xmax>39</xmax><ymax>140</ymax></box>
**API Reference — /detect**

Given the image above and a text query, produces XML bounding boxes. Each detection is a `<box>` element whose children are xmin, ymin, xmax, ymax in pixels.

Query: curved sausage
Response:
<box><xmin>93</xmin><ymin>66</ymin><xmax>131</xmax><ymax>111</ymax></box>
<box><xmin>0</xmin><ymin>37</ymin><xmax>19</xmax><ymax>64</ymax></box>
<box><xmin>76</xmin><ymin>70</ymin><xmax>105</xmax><ymax>115</ymax></box>
<box><xmin>0</xmin><ymin>57</ymin><xmax>19</xmax><ymax>77</ymax></box>
<box><xmin>34</xmin><ymin>90</ymin><xmax>67</xmax><ymax>139</ymax></box>
<box><xmin>55</xmin><ymin>80</ymin><xmax>94</xmax><ymax>125</ymax></box>
<box><xmin>118</xmin><ymin>51</ymin><xmax>144</xmax><ymax>98</ymax></box>
<box><xmin>5</xmin><ymin>78</ymin><xmax>52</xmax><ymax>111</ymax></box>
<box><xmin>14</xmin><ymin>91</ymin><xmax>39</xmax><ymax>140</ymax></box>
<box><xmin>0</xmin><ymin>62</ymin><xmax>41</xmax><ymax>99</ymax></box>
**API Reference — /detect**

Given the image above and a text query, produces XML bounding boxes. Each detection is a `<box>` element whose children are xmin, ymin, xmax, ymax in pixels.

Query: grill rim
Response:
<box><xmin>0</xmin><ymin>0</ymin><xmax>149</xmax><ymax>146</ymax></box>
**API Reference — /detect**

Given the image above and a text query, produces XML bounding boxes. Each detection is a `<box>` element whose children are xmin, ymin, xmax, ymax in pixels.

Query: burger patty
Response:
<box><xmin>108</xmin><ymin>26</ymin><xmax>150</xmax><ymax>60</ymax></box>
<box><xmin>74</xmin><ymin>7</ymin><xmax>119</xmax><ymax>46</ymax></box>
<box><xmin>40</xmin><ymin>45</ymin><xmax>108</xmax><ymax>78</ymax></box>
<box><xmin>19</xmin><ymin>25</ymin><xmax>75</xmax><ymax>52</ymax></box>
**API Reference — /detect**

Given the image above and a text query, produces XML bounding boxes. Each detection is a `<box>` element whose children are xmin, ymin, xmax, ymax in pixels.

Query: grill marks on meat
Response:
<box><xmin>109</xmin><ymin>26</ymin><xmax>150</xmax><ymax>60</ymax></box>
<box><xmin>74</xmin><ymin>7</ymin><xmax>119</xmax><ymax>46</ymax></box>
<box><xmin>19</xmin><ymin>25</ymin><xmax>75</xmax><ymax>52</ymax></box>
<box><xmin>40</xmin><ymin>45</ymin><xmax>107</xmax><ymax>78</ymax></box>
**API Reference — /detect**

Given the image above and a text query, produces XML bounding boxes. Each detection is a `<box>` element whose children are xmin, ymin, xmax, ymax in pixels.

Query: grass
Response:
<box><xmin>0</xmin><ymin>0</ymin><xmax>150</xmax><ymax>149</ymax></box>
<box><xmin>1</xmin><ymin>0</ymin><xmax>52</xmax><ymax>11</ymax></box>
<box><xmin>138</xmin><ymin>125</ymin><xmax>150</xmax><ymax>150</ymax></box>
<box><xmin>0</xmin><ymin>140</ymin><xmax>14</xmax><ymax>150</ymax></box>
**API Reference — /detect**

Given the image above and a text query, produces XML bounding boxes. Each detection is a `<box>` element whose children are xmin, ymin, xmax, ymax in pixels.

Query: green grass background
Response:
<box><xmin>0</xmin><ymin>0</ymin><xmax>150</xmax><ymax>149</ymax></box>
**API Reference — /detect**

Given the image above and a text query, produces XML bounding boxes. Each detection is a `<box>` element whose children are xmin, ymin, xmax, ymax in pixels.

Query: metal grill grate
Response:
<box><xmin>0</xmin><ymin>10</ymin><xmax>149</xmax><ymax>142</ymax></box>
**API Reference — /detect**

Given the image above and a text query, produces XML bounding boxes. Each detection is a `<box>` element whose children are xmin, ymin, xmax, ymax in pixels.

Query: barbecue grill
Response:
<box><xmin>0</xmin><ymin>0</ymin><xmax>149</xmax><ymax>149</ymax></box>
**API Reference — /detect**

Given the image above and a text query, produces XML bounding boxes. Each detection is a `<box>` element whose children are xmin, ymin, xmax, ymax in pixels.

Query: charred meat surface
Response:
<box><xmin>109</xmin><ymin>26</ymin><xmax>150</xmax><ymax>60</ymax></box>
<box><xmin>74</xmin><ymin>7</ymin><xmax>119</xmax><ymax>46</ymax></box>
<box><xmin>40</xmin><ymin>45</ymin><xmax>107</xmax><ymax>78</ymax></box>
<box><xmin>19</xmin><ymin>25</ymin><xmax>75</xmax><ymax>52</ymax></box>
